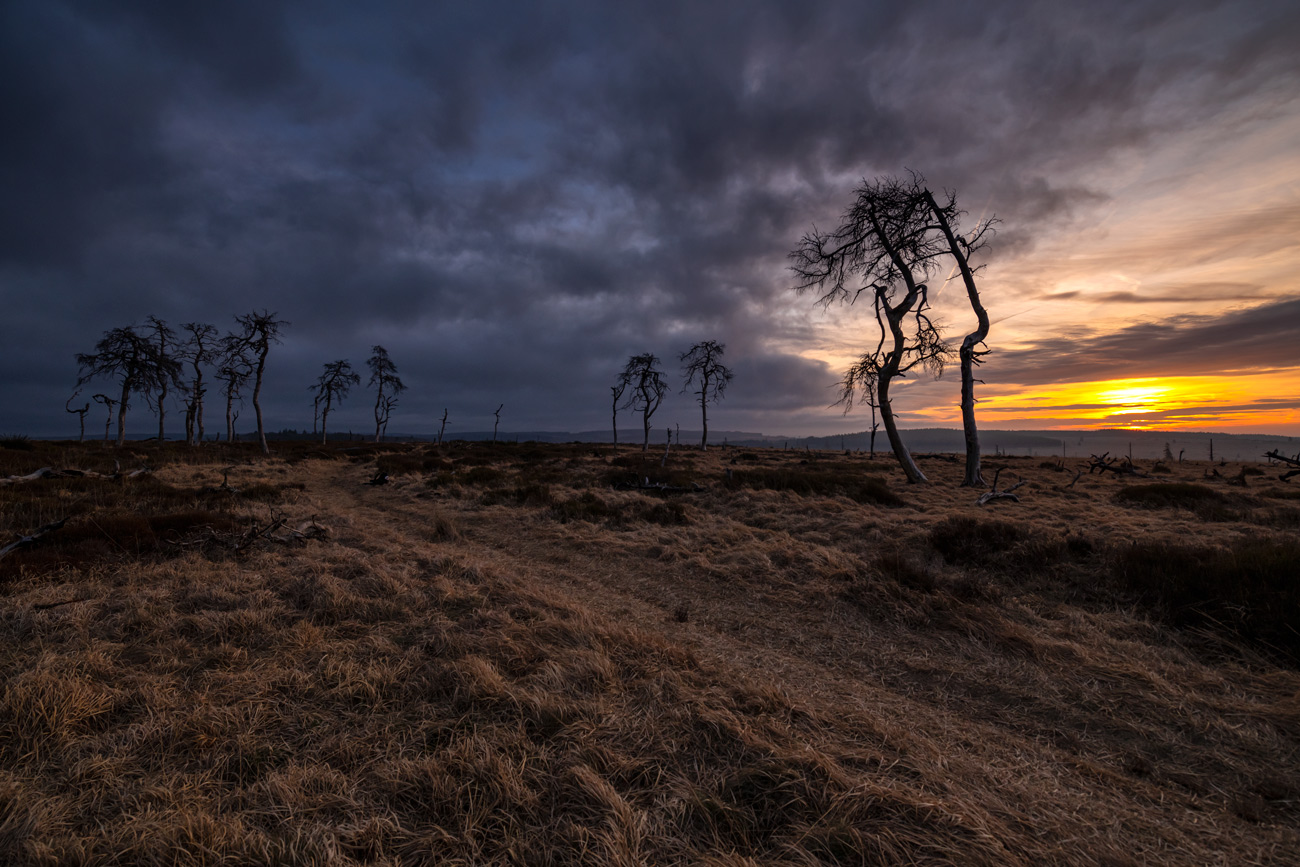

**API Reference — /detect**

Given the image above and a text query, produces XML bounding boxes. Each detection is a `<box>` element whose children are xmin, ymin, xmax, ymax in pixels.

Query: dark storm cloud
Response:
<box><xmin>990</xmin><ymin>297</ymin><xmax>1300</xmax><ymax>386</ymax></box>
<box><xmin>4</xmin><ymin>0</ymin><xmax>1299</xmax><ymax>435</ymax></box>
<box><xmin>1042</xmin><ymin>282</ymin><xmax>1273</xmax><ymax>305</ymax></box>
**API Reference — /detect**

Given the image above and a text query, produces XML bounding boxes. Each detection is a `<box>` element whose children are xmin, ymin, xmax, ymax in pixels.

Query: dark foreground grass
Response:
<box><xmin>1107</xmin><ymin>536</ymin><xmax>1300</xmax><ymax>662</ymax></box>
<box><xmin>1</xmin><ymin>443</ymin><xmax>1298</xmax><ymax>864</ymax></box>
<box><xmin>725</xmin><ymin>466</ymin><xmax>904</xmax><ymax>507</ymax></box>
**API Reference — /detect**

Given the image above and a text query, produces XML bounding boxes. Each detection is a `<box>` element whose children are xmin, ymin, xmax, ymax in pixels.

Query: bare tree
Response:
<box><xmin>179</xmin><ymin>322</ymin><xmax>219</xmax><ymax>446</ymax></box>
<box><xmin>234</xmin><ymin>310</ymin><xmax>288</xmax><ymax>455</ymax></box>
<box><xmin>65</xmin><ymin>390</ymin><xmax>90</xmax><ymax>442</ymax></box>
<box><xmin>492</xmin><ymin>404</ymin><xmax>504</xmax><ymax>443</ymax></box>
<box><xmin>143</xmin><ymin>316</ymin><xmax>181</xmax><ymax>441</ymax></box>
<box><xmin>216</xmin><ymin>333</ymin><xmax>253</xmax><ymax>444</ymax></box>
<box><xmin>310</xmin><ymin>360</ymin><xmax>360</xmax><ymax>445</ymax></box>
<box><xmin>92</xmin><ymin>394</ymin><xmax>116</xmax><ymax>442</ymax></box>
<box><xmin>790</xmin><ymin>174</ymin><xmax>954</xmax><ymax>483</ymax></box>
<box><xmin>680</xmin><ymin>340</ymin><xmax>733</xmax><ymax>451</ymax></box>
<box><xmin>610</xmin><ymin>382</ymin><xmax>626</xmax><ymax>453</ymax></box>
<box><xmin>367</xmin><ymin>345</ymin><xmax>406</xmax><ymax>443</ymax></box>
<box><xmin>76</xmin><ymin>325</ymin><xmax>182</xmax><ymax>446</ymax></box>
<box><xmin>923</xmin><ymin>188</ymin><xmax>996</xmax><ymax>487</ymax></box>
<box><xmin>618</xmin><ymin>353</ymin><xmax>668</xmax><ymax>452</ymax></box>
<box><xmin>438</xmin><ymin>408</ymin><xmax>448</xmax><ymax>445</ymax></box>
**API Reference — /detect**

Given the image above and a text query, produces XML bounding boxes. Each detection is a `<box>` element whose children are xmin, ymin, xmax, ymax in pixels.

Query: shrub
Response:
<box><xmin>481</xmin><ymin>484</ymin><xmax>553</xmax><ymax>507</ymax></box>
<box><xmin>0</xmin><ymin>435</ymin><xmax>34</xmax><ymax>451</ymax></box>
<box><xmin>725</xmin><ymin>468</ymin><xmax>903</xmax><ymax>507</ymax></box>
<box><xmin>552</xmin><ymin>492</ymin><xmax>613</xmax><ymax>524</ymax></box>
<box><xmin>1106</xmin><ymin>537</ymin><xmax>1300</xmax><ymax>661</ymax></box>
<box><xmin>1114</xmin><ymin>483</ymin><xmax>1224</xmax><ymax>509</ymax></box>
<box><xmin>929</xmin><ymin>516</ymin><xmax>1026</xmax><ymax>568</ymax></box>
<box><xmin>928</xmin><ymin>516</ymin><xmax>1072</xmax><ymax>575</ymax></box>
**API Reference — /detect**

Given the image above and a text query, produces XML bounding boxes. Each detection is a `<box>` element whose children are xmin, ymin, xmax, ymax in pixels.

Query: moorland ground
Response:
<box><xmin>1</xmin><ymin>438</ymin><xmax>1299</xmax><ymax>865</ymax></box>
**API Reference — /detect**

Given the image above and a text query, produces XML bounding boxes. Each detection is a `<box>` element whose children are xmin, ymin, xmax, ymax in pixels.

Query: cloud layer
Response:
<box><xmin>4</xmin><ymin>0</ymin><xmax>1299</xmax><ymax>436</ymax></box>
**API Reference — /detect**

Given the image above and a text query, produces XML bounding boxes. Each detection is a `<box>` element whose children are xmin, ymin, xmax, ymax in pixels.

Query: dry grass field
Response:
<box><xmin>2</xmin><ymin>438</ymin><xmax>1299</xmax><ymax>865</ymax></box>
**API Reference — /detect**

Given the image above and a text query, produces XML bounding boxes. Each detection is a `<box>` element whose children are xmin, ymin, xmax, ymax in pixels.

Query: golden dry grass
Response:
<box><xmin>2</xmin><ymin>440</ymin><xmax>1298</xmax><ymax>865</ymax></box>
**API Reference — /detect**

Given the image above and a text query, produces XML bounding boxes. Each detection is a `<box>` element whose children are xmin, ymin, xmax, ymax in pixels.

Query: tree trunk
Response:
<box><xmin>116</xmin><ymin>379</ymin><xmax>130</xmax><ymax>446</ymax></box>
<box><xmin>699</xmin><ymin>392</ymin><xmax>708</xmax><ymax>451</ymax></box>
<box><xmin>225</xmin><ymin>393</ymin><xmax>235</xmax><ymax>443</ymax></box>
<box><xmin>958</xmin><ymin>343</ymin><xmax>984</xmax><ymax>486</ymax></box>
<box><xmin>321</xmin><ymin>405</ymin><xmax>330</xmax><ymax>445</ymax></box>
<box><xmin>642</xmin><ymin>408</ymin><xmax>651</xmax><ymax>452</ymax></box>
<box><xmin>373</xmin><ymin>388</ymin><xmax>383</xmax><ymax>443</ymax></box>
<box><xmin>195</xmin><ymin>380</ymin><xmax>205</xmax><ymax>445</ymax></box>
<box><xmin>157</xmin><ymin>382</ymin><xmax>166</xmax><ymax>442</ymax></box>
<box><xmin>253</xmin><ymin>354</ymin><xmax>269</xmax><ymax>454</ymax></box>
<box><xmin>925</xmin><ymin>190</ymin><xmax>989</xmax><ymax>487</ymax></box>
<box><xmin>877</xmin><ymin>370</ymin><xmax>926</xmax><ymax>483</ymax></box>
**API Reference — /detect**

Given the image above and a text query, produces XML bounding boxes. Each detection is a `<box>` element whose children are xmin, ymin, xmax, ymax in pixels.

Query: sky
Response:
<box><xmin>3</xmin><ymin>0</ymin><xmax>1299</xmax><ymax>440</ymax></box>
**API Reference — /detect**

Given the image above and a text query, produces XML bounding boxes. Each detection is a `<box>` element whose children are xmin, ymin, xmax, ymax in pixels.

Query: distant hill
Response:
<box><xmin>38</xmin><ymin>426</ymin><xmax>1298</xmax><ymax>463</ymax></box>
<box><xmin>373</xmin><ymin>426</ymin><xmax>1297</xmax><ymax>463</ymax></box>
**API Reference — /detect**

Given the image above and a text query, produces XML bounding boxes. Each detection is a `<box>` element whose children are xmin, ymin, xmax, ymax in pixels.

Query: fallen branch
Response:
<box><xmin>0</xmin><ymin>518</ymin><xmax>68</xmax><ymax>561</ymax></box>
<box><xmin>1057</xmin><ymin>469</ymin><xmax>1085</xmax><ymax>491</ymax></box>
<box><xmin>976</xmin><ymin>467</ymin><xmax>1026</xmax><ymax>506</ymax></box>
<box><xmin>1265</xmin><ymin>449</ymin><xmax>1300</xmax><ymax>468</ymax></box>
<box><xmin>235</xmin><ymin>513</ymin><xmax>288</xmax><ymax>556</ymax></box>
<box><xmin>1088</xmin><ymin>452</ymin><xmax>1149</xmax><ymax>478</ymax></box>
<box><xmin>0</xmin><ymin>465</ymin><xmax>151</xmax><ymax>486</ymax></box>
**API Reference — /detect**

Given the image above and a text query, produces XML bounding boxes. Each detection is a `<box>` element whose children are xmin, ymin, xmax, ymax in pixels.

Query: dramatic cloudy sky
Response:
<box><xmin>4</xmin><ymin>0</ymin><xmax>1299</xmax><ymax>439</ymax></box>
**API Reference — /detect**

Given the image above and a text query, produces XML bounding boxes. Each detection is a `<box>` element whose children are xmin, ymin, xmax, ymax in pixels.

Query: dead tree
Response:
<box><xmin>791</xmin><ymin>175</ymin><xmax>954</xmax><ymax>483</ymax></box>
<box><xmin>76</xmin><ymin>325</ymin><xmax>182</xmax><ymax>446</ymax></box>
<box><xmin>923</xmin><ymin>186</ymin><xmax>996</xmax><ymax>487</ymax></box>
<box><xmin>65</xmin><ymin>391</ymin><xmax>90</xmax><ymax>442</ymax></box>
<box><xmin>680</xmin><ymin>340</ymin><xmax>733</xmax><ymax>451</ymax></box>
<box><xmin>143</xmin><ymin>316</ymin><xmax>181</xmax><ymax>441</ymax></box>
<box><xmin>367</xmin><ymin>345</ymin><xmax>406</xmax><ymax>443</ymax></box>
<box><xmin>438</xmin><ymin>408</ymin><xmax>448</xmax><ymax>445</ymax></box>
<box><xmin>493</xmin><ymin>404</ymin><xmax>504</xmax><ymax>443</ymax></box>
<box><xmin>610</xmin><ymin>382</ymin><xmax>626</xmax><ymax>454</ymax></box>
<box><xmin>310</xmin><ymin>360</ymin><xmax>360</xmax><ymax>445</ymax></box>
<box><xmin>234</xmin><ymin>311</ymin><xmax>288</xmax><ymax>455</ymax></box>
<box><xmin>92</xmin><ymin>394</ymin><xmax>116</xmax><ymax>442</ymax></box>
<box><xmin>216</xmin><ymin>332</ymin><xmax>253</xmax><ymax>443</ymax></box>
<box><xmin>180</xmin><ymin>322</ymin><xmax>218</xmax><ymax>445</ymax></box>
<box><xmin>618</xmin><ymin>353</ymin><xmax>668</xmax><ymax>452</ymax></box>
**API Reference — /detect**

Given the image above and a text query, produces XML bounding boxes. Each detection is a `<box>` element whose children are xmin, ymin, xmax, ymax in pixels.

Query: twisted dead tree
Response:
<box><xmin>180</xmin><ymin>322</ymin><xmax>218</xmax><ymax>445</ymax></box>
<box><xmin>791</xmin><ymin>175</ymin><xmax>954</xmax><ymax>483</ymax></box>
<box><xmin>367</xmin><ymin>345</ymin><xmax>405</xmax><ymax>443</ymax></box>
<box><xmin>923</xmin><ymin>187</ymin><xmax>997</xmax><ymax>487</ymax></box>
<box><xmin>310</xmin><ymin>360</ymin><xmax>360</xmax><ymax>445</ymax></box>
<box><xmin>76</xmin><ymin>325</ymin><xmax>182</xmax><ymax>446</ymax></box>
<box><xmin>92</xmin><ymin>394</ymin><xmax>116</xmax><ymax>442</ymax></box>
<box><xmin>680</xmin><ymin>340</ymin><xmax>733</xmax><ymax>451</ymax></box>
<box><xmin>144</xmin><ymin>316</ymin><xmax>181</xmax><ymax>441</ymax></box>
<box><xmin>618</xmin><ymin>353</ymin><xmax>668</xmax><ymax>452</ymax></box>
<box><xmin>234</xmin><ymin>311</ymin><xmax>288</xmax><ymax>454</ymax></box>
<box><xmin>65</xmin><ymin>391</ymin><xmax>89</xmax><ymax>442</ymax></box>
